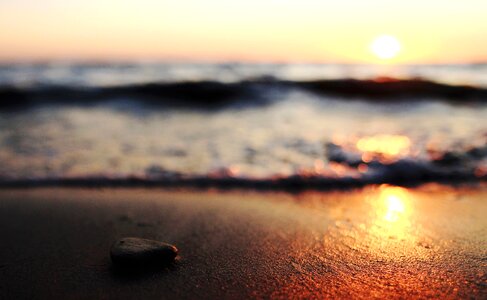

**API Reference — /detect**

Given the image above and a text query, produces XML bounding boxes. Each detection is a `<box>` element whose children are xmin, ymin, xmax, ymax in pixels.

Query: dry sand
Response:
<box><xmin>0</xmin><ymin>185</ymin><xmax>486</xmax><ymax>299</ymax></box>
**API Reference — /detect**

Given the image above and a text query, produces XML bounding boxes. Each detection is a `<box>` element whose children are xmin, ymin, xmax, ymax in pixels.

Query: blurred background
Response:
<box><xmin>0</xmin><ymin>0</ymin><xmax>486</xmax><ymax>187</ymax></box>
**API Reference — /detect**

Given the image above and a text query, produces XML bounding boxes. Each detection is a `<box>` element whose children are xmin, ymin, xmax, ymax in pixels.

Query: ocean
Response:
<box><xmin>0</xmin><ymin>63</ymin><xmax>486</xmax><ymax>189</ymax></box>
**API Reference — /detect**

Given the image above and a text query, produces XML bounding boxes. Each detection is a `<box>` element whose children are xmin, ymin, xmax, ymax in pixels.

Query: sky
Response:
<box><xmin>1</xmin><ymin>0</ymin><xmax>486</xmax><ymax>64</ymax></box>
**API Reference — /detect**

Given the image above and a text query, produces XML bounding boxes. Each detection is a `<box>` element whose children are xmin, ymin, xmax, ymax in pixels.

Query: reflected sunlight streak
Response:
<box><xmin>381</xmin><ymin>186</ymin><xmax>408</xmax><ymax>222</ymax></box>
<box><xmin>357</xmin><ymin>135</ymin><xmax>411</xmax><ymax>162</ymax></box>
<box><xmin>372</xmin><ymin>185</ymin><xmax>413</xmax><ymax>240</ymax></box>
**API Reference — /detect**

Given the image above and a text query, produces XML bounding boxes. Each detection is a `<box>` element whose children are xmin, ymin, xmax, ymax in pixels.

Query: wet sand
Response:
<box><xmin>0</xmin><ymin>185</ymin><xmax>486</xmax><ymax>299</ymax></box>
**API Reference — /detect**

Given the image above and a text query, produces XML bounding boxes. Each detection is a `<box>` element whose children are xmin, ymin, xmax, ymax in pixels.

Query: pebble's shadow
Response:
<box><xmin>109</xmin><ymin>258</ymin><xmax>181</xmax><ymax>282</ymax></box>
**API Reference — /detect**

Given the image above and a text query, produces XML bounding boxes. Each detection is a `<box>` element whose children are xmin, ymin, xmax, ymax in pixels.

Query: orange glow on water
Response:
<box><xmin>356</xmin><ymin>135</ymin><xmax>411</xmax><ymax>161</ymax></box>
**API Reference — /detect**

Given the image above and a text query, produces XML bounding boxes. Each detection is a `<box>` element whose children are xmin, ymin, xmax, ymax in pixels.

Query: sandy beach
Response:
<box><xmin>0</xmin><ymin>185</ymin><xmax>485</xmax><ymax>299</ymax></box>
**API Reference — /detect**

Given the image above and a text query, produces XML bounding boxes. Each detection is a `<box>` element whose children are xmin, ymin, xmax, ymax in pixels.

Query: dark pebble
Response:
<box><xmin>110</xmin><ymin>237</ymin><xmax>178</xmax><ymax>267</ymax></box>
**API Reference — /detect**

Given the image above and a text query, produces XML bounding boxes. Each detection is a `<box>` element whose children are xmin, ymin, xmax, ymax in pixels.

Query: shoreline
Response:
<box><xmin>0</xmin><ymin>177</ymin><xmax>485</xmax><ymax>193</ymax></box>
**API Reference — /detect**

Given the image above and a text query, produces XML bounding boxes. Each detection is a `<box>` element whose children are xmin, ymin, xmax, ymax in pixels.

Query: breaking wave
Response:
<box><xmin>1</xmin><ymin>78</ymin><xmax>486</xmax><ymax>110</ymax></box>
<box><xmin>1</xmin><ymin>142</ymin><xmax>485</xmax><ymax>191</ymax></box>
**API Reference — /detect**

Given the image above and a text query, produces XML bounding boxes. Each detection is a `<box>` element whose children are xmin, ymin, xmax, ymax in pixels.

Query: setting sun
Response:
<box><xmin>370</xmin><ymin>35</ymin><xmax>401</xmax><ymax>60</ymax></box>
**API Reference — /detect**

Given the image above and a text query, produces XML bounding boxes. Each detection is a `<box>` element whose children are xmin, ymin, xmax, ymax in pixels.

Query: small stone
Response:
<box><xmin>110</xmin><ymin>237</ymin><xmax>178</xmax><ymax>267</ymax></box>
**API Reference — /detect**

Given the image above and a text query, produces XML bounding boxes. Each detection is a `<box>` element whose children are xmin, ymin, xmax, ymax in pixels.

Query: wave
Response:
<box><xmin>1</xmin><ymin>143</ymin><xmax>485</xmax><ymax>191</ymax></box>
<box><xmin>1</xmin><ymin>78</ymin><xmax>486</xmax><ymax>110</ymax></box>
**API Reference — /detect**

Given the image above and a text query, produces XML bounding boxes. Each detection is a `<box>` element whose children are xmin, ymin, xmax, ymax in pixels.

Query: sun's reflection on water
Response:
<box><xmin>356</xmin><ymin>134</ymin><xmax>411</xmax><ymax>163</ymax></box>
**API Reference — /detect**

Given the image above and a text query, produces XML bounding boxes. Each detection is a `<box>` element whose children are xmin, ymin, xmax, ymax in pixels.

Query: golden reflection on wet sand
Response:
<box><xmin>277</xmin><ymin>184</ymin><xmax>486</xmax><ymax>298</ymax></box>
<box><xmin>371</xmin><ymin>185</ymin><xmax>412</xmax><ymax>240</ymax></box>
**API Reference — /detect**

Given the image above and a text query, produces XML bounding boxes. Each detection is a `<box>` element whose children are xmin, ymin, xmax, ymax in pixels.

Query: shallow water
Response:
<box><xmin>0</xmin><ymin>63</ymin><xmax>486</xmax><ymax>186</ymax></box>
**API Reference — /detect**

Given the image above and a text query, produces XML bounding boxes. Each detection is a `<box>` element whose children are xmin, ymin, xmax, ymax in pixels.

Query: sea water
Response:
<box><xmin>0</xmin><ymin>63</ymin><xmax>485</xmax><ymax>187</ymax></box>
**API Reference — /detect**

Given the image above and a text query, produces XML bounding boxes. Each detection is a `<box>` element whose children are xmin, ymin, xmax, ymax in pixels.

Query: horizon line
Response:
<box><xmin>0</xmin><ymin>59</ymin><xmax>486</xmax><ymax>66</ymax></box>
